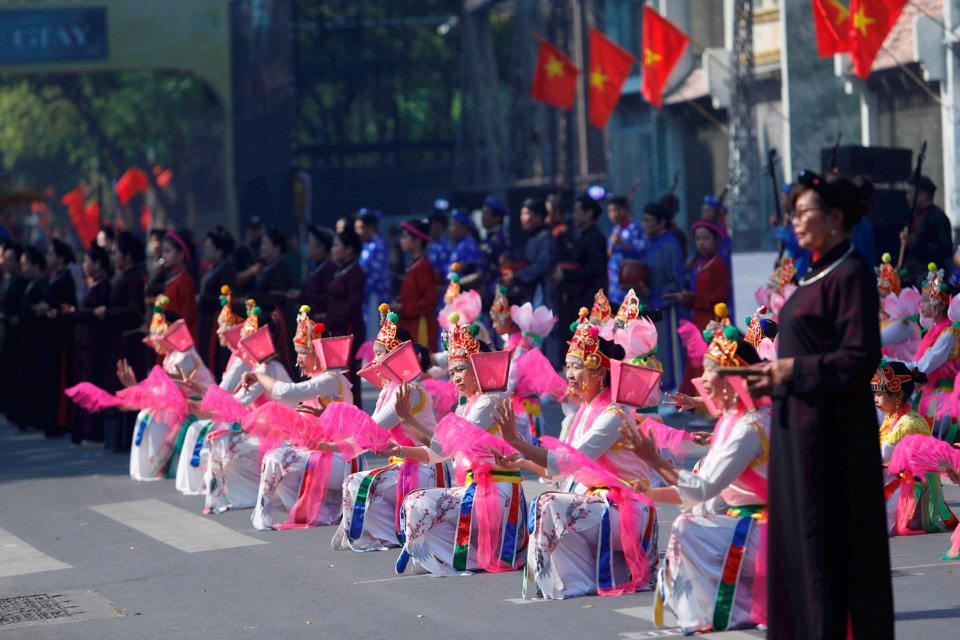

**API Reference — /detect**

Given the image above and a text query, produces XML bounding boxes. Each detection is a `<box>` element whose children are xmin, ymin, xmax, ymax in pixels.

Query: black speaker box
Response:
<box><xmin>820</xmin><ymin>146</ymin><xmax>913</xmax><ymax>184</ymax></box>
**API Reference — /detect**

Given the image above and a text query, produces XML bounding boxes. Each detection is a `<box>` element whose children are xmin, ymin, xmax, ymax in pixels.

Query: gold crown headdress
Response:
<box><xmin>870</xmin><ymin>360</ymin><xmax>915</xmax><ymax>394</ymax></box>
<box><xmin>442</xmin><ymin>312</ymin><xmax>481</xmax><ymax>364</ymax></box>
<box><xmin>922</xmin><ymin>262</ymin><xmax>950</xmax><ymax>305</ymax></box>
<box><xmin>590</xmin><ymin>289</ymin><xmax>612</xmax><ymax>325</ymax></box>
<box><xmin>703</xmin><ymin>303</ymin><xmax>748</xmax><ymax>367</ymax></box>
<box><xmin>293</xmin><ymin>305</ymin><xmax>324</xmax><ymax>354</ymax></box>
<box><xmin>770</xmin><ymin>257</ymin><xmax>796</xmax><ymax>292</ymax></box>
<box><xmin>490</xmin><ymin>284</ymin><xmax>511</xmax><ymax>324</ymax></box>
<box><xmin>567</xmin><ymin>307</ymin><xmax>609</xmax><ymax>370</ymax></box>
<box><xmin>744</xmin><ymin>305</ymin><xmax>769</xmax><ymax>349</ymax></box>
<box><xmin>240</xmin><ymin>299</ymin><xmax>261</xmax><ymax>338</ymax></box>
<box><xmin>613</xmin><ymin>288</ymin><xmax>641</xmax><ymax>330</ymax></box>
<box><xmin>374</xmin><ymin>303</ymin><xmax>401</xmax><ymax>352</ymax></box>
<box><xmin>443</xmin><ymin>262</ymin><xmax>462</xmax><ymax>305</ymax></box>
<box><xmin>217</xmin><ymin>285</ymin><xmax>244</xmax><ymax>328</ymax></box>
<box><xmin>149</xmin><ymin>295</ymin><xmax>170</xmax><ymax>338</ymax></box>
<box><xmin>876</xmin><ymin>253</ymin><xmax>902</xmax><ymax>297</ymax></box>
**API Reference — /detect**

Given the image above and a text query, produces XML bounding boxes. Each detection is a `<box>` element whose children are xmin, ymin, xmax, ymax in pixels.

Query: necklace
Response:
<box><xmin>797</xmin><ymin>244</ymin><xmax>854</xmax><ymax>287</ymax></box>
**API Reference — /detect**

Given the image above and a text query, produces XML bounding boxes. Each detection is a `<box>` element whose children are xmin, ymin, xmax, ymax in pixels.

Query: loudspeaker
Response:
<box><xmin>820</xmin><ymin>146</ymin><xmax>913</xmax><ymax>184</ymax></box>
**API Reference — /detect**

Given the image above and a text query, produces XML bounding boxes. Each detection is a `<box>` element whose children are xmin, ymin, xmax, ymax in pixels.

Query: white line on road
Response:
<box><xmin>0</xmin><ymin>526</ymin><xmax>72</xmax><ymax>578</ymax></box>
<box><xmin>353</xmin><ymin>573</ymin><xmax>434</xmax><ymax>585</ymax></box>
<box><xmin>89</xmin><ymin>499</ymin><xmax>266</xmax><ymax>553</ymax></box>
<box><xmin>504</xmin><ymin>597</ymin><xmax>550</xmax><ymax>604</ymax></box>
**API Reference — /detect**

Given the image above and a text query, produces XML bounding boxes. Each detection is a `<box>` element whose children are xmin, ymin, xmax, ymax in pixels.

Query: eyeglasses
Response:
<box><xmin>792</xmin><ymin>206</ymin><xmax>823</xmax><ymax>219</ymax></box>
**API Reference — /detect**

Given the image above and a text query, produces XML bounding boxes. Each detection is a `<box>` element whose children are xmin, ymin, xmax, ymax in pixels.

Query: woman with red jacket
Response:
<box><xmin>395</xmin><ymin>218</ymin><xmax>439</xmax><ymax>349</ymax></box>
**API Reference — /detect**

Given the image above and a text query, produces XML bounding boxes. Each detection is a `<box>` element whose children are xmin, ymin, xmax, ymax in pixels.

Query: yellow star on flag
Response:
<box><xmin>853</xmin><ymin>5</ymin><xmax>875</xmax><ymax>36</ymax></box>
<box><xmin>544</xmin><ymin>55</ymin><xmax>566</xmax><ymax>78</ymax></box>
<box><xmin>644</xmin><ymin>48</ymin><xmax>663</xmax><ymax>66</ymax></box>
<box><xmin>590</xmin><ymin>67</ymin><xmax>609</xmax><ymax>91</ymax></box>
<box><xmin>829</xmin><ymin>0</ymin><xmax>850</xmax><ymax>24</ymax></box>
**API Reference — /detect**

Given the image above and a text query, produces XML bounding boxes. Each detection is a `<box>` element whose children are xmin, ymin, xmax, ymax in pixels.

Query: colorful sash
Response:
<box><xmin>452</xmin><ymin>467</ymin><xmax>525</xmax><ymax>573</ymax></box>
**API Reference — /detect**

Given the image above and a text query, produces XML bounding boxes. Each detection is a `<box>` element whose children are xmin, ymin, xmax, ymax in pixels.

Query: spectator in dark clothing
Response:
<box><xmin>327</xmin><ymin>228</ymin><xmax>366</xmax><ymax>408</ymax></box>
<box><xmin>64</xmin><ymin>245</ymin><xmax>113</xmax><ymax>443</ymax></box>
<box><xmin>16</xmin><ymin>246</ymin><xmax>48</xmax><ymax>430</ymax></box>
<box><xmin>197</xmin><ymin>226</ymin><xmax>236</xmax><ymax>376</ymax></box>
<box><xmin>298</xmin><ymin>225</ymin><xmax>336</xmax><ymax>320</ymax></box>
<box><xmin>234</xmin><ymin>215</ymin><xmax>264</xmax><ymax>294</ymax></box>
<box><xmin>99</xmin><ymin>232</ymin><xmax>147</xmax><ymax>452</ymax></box>
<box><xmin>39</xmin><ymin>239</ymin><xmax>78</xmax><ymax>436</ymax></box>
<box><xmin>0</xmin><ymin>242</ymin><xmax>26</xmax><ymax>421</ymax></box>
<box><xmin>252</xmin><ymin>226</ymin><xmax>293</xmax><ymax>371</ymax></box>
<box><xmin>553</xmin><ymin>194</ymin><xmax>608</xmax><ymax>349</ymax></box>
<box><xmin>901</xmin><ymin>175</ymin><xmax>953</xmax><ymax>283</ymax></box>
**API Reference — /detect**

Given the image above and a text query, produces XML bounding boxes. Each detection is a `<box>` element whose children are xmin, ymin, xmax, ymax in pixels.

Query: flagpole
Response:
<box><xmin>571</xmin><ymin>0</ymin><xmax>589</xmax><ymax>187</ymax></box>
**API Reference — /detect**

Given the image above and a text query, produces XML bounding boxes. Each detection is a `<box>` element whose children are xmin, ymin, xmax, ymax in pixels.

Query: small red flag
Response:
<box><xmin>530</xmin><ymin>36</ymin><xmax>579</xmax><ymax>110</ymax></box>
<box><xmin>640</xmin><ymin>6</ymin><xmax>690</xmax><ymax>109</ymax></box>
<box><xmin>587</xmin><ymin>28</ymin><xmax>635</xmax><ymax>128</ymax></box>
<box><xmin>849</xmin><ymin>0</ymin><xmax>908</xmax><ymax>79</ymax></box>
<box><xmin>812</xmin><ymin>0</ymin><xmax>852</xmax><ymax>56</ymax></box>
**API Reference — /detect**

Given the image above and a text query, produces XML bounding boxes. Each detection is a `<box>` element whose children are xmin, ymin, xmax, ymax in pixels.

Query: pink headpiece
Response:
<box><xmin>159</xmin><ymin>319</ymin><xmax>194</xmax><ymax>353</ymax></box>
<box><xmin>238</xmin><ymin>325</ymin><xmax>276</xmax><ymax>364</ymax></box>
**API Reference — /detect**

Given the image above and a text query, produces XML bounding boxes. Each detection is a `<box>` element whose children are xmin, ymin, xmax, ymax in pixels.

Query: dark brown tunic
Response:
<box><xmin>768</xmin><ymin>240</ymin><xmax>893</xmax><ymax>639</ymax></box>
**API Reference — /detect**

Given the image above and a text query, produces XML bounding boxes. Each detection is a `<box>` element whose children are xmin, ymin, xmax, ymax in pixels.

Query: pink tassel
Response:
<box><xmin>540</xmin><ymin>436</ymin><xmax>653</xmax><ymax>590</ymax></box>
<box><xmin>422</xmin><ymin>378</ymin><xmax>457</xmax><ymax>419</ymax></box>
<box><xmin>240</xmin><ymin>402</ymin><xmax>305</xmax><ymax>461</ymax></box>
<box><xmin>321</xmin><ymin>402</ymin><xmax>393</xmax><ymax>457</ymax></box>
<box><xmin>356</xmin><ymin>341</ymin><xmax>375</xmax><ymax>367</ymax></box>
<box><xmin>888</xmin><ymin>434</ymin><xmax>960</xmax><ymax>477</ymax></box>
<box><xmin>200</xmin><ymin>385</ymin><xmax>246</xmax><ymax>423</ymax></box>
<box><xmin>276</xmin><ymin>450</ymin><xmax>334</xmax><ymax>530</ymax></box>
<box><xmin>639</xmin><ymin>418</ymin><xmax>697</xmax><ymax>456</ymax></box>
<box><xmin>946</xmin><ymin>525</ymin><xmax>960</xmax><ymax>559</ymax></box>
<box><xmin>677</xmin><ymin>320</ymin><xmax>708</xmax><ymax>365</ymax></box>
<box><xmin>433</xmin><ymin>413</ymin><xmax>517</xmax><ymax>463</ymax></box>
<box><xmin>115</xmin><ymin>366</ymin><xmax>188</xmax><ymax>425</ymax></box>
<box><xmin>513</xmin><ymin>348</ymin><xmax>567</xmax><ymax>400</ymax></box>
<box><xmin>64</xmin><ymin>383</ymin><xmax>122</xmax><ymax>413</ymax></box>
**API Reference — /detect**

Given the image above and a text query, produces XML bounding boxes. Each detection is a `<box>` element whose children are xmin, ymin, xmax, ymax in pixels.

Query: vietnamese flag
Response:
<box><xmin>115</xmin><ymin>167</ymin><xmax>149</xmax><ymax>205</ymax></box>
<box><xmin>530</xmin><ymin>36</ymin><xmax>579</xmax><ymax>110</ymax></box>
<box><xmin>812</xmin><ymin>0</ymin><xmax>852</xmax><ymax>56</ymax></box>
<box><xmin>849</xmin><ymin>0</ymin><xmax>908</xmax><ymax>79</ymax></box>
<box><xmin>640</xmin><ymin>6</ymin><xmax>690</xmax><ymax>109</ymax></box>
<box><xmin>587</xmin><ymin>28</ymin><xmax>635</xmax><ymax>128</ymax></box>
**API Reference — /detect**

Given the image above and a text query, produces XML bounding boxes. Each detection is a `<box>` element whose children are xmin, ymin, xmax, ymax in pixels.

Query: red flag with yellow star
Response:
<box><xmin>588</xmin><ymin>28</ymin><xmax>635</xmax><ymax>128</ymax></box>
<box><xmin>849</xmin><ymin>0</ymin><xmax>908</xmax><ymax>78</ymax></box>
<box><xmin>530</xmin><ymin>36</ymin><xmax>579</xmax><ymax>110</ymax></box>
<box><xmin>812</xmin><ymin>0</ymin><xmax>852</xmax><ymax>56</ymax></box>
<box><xmin>640</xmin><ymin>6</ymin><xmax>690</xmax><ymax>109</ymax></box>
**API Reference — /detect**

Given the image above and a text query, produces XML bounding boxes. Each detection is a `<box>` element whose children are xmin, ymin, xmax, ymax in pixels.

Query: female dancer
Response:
<box><xmin>395</xmin><ymin>314</ymin><xmax>526</xmax><ymax>576</ymax></box>
<box><xmin>332</xmin><ymin>307</ymin><xmax>441</xmax><ymax>551</ymax></box>
<box><xmin>492</xmin><ymin>308</ymin><xmax>656</xmax><ymax>598</ymax></box>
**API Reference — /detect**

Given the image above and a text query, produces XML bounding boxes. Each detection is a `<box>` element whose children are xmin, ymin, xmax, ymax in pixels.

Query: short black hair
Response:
<box><xmin>358</xmin><ymin>212</ymin><xmax>379</xmax><ymax>229</ymax></box>
<box><xmin>86</xmin><ymin>245</ymin><xmax>110</xmax><ymax>272</ymax></box>
<box><xmin>98</xmin><ymin>225</ymin><xmax>117</xmax><ymax>242</ymax></box>
<box><xmin>906</xmin><ymin>174</ymin><xmax>937</xmax><ymax>196</ymax></box>
<box><xmin>148</xmin><ymin>228</ymin><xmax>166</xmax><ymax>242</ymax></box>
<box><xmin>574</xmin><ymin>193</ymin><xmax>602</xmax><ymax>220</ymax></box>
<box><xmin>116</xmin><ymin>231</ymin><xmax>146</xmax><ymax>264</ymax></box>
<box><xmin>2</xmin><ymin>241</ymin><xmax>23</xmax><ymax>262</ymax></box>
<box><xmin>263</xmin><ymin>226</ymin><xmax>287</xmax><ymax>253</ymax></box>
<box><xmin>796</xmin><ymin>170</ymin><xmax>865</xmax><ymax>230</ymax></box>
<box><xmin>308</xmin><ymin>225</ymin><xmax>333</xmax><ymax>252</ymax></box>
<box><xmin>336</xmin><ymin>228</ymin><xmax>362</xmax><ymax>256</ymax></box>
<box><xmin>642</xmin><ymin>201</ymin><xmax>671</xmax><ymax>222</ymax></box>
<box><xmin>429</xmin><ymin>212</ymin><xmax>448</xmax><ymax>228</ymax></box>
<box><xmin>205</xmin><ymin>226</ymin><xmax>235</xmax><ymax>255</ymax></box>
<box><xmin>23</xmin><ymin>245</ymin><xmax>46</xmax><ymax>270</ymax></box>
<box><xmin>50</xmin><ymin>238</ymin><xmax>75</xmax><ymax>265</ymax></box>
<box><xmin>607</xmin><ymin>195</ymin><xmax>629</xmax><ymax>209</ymax></box>
<box><xmin>521</xmin><ymin>198</ymin><xmax>547</xmax><ymax>219</ymax></box>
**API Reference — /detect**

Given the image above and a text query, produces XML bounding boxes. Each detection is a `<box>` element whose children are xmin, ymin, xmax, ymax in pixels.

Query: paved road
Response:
<box><xmin>2</xmin><ymin>404</ymin><xmax>959</xmax><ymax>639</ymax></box>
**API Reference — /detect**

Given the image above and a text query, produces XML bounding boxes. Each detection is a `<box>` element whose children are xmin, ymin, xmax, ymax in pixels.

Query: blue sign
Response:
<box><xmin>0</xmin><ymin>7</ymin><xmax>108</xmax><ymax>64</ymax></box>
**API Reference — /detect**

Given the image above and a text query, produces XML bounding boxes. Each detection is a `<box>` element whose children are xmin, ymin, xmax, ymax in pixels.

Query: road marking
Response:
<box><xmin>615</xmin><ymin>605</ymin><xmax>677</xmax><ymax>626</ymax></box>
<box><xmin>353</xmin><ymin>573</ymin><xmax>434</xmax><ymax>585</ymax></box>
<box><xmin>621</xmin><ymin>631</ymin><xmax>759</xmax><ymax>639</ymax></box>
<box><xmin>89</xmin><ymin>499</ymin><xmax>266</xmax><ymax>553</ymax></box>
<box><xmin>0</xmin><ymin>526</ymin><xmax>72</xmax><ymax>578</ymax></box>
<box><xmin>504</xmin><ymin>597</ymin><xmax>550</xmax><ymax>604</ymax></box>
